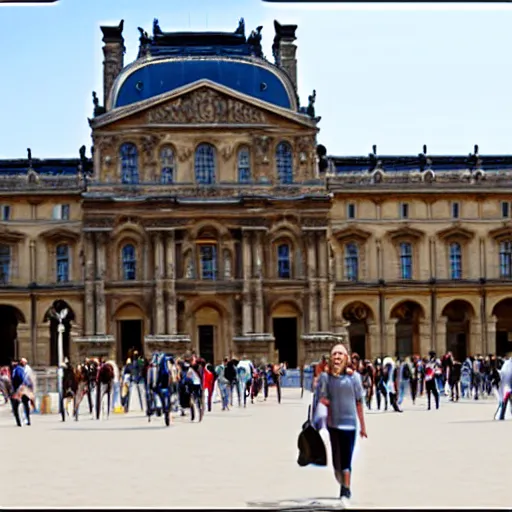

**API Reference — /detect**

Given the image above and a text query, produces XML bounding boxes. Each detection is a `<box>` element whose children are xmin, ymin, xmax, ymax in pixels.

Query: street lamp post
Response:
<box><xmin>53</xmin><ymin>308</ymin><xmax>69</xmax><ymax>419</ymax></box>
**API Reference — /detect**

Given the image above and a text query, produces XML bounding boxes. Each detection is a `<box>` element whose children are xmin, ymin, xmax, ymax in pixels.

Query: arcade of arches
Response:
<box><xmin>389</xmin><ymin>301</ymin><xmax>425</xmax><ymax>359</ymax></box>
<box><xmin>342</xmin><ymin>302</ymin><xmax>375</xmax><ymax>360</ymax></box>
<box><xmin>492</xmin><ymin>298</ymin><xmax>512</xmax><ymax>357</ymax></box>
<box><xmin>43</xmin><ymin>300</ymin><xmax>76</xmax><ymax>366</ymax></box>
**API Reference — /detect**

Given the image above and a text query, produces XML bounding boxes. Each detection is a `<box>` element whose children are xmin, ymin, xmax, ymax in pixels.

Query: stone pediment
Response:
<box><xmin>91</xmin><ymin>80</ymin><xmax>317</xmax><ymax>130</ymax></box>
<box><xmin>0</xmin><ymin>225</ymin><xmax>26</xmax><ymax>243</ymax></box>
<box><xmin>436</xmin><ymin>225</ymin><xmax>474</xmax><ymax>241</ymax></box>
<box><xmin>332</xmin><ymin>226</ymin><xmax>372</xmax><ymax>243</ymax></box>
<box><xmin>387</xmin><ymin>225</ymin><xmax>425</xmax><ymax>241</ymax></box>
<box><xmin>146</xmin><ymin>87</ymin><xmax>267</xmax><ymax>125</ymax></box>
<box><xmin>39</xmin><ymin>227</ymin><xmax>81</xmax><ymax>242</ymax></box>
<box><xmin>489</xmin><ymin>223</ymin><xmax>512</xmax><ymax>241</ymax></box>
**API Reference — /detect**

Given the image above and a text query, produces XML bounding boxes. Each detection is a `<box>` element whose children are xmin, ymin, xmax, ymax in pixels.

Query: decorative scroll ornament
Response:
<box><xmin>253</xmin><ymin>135</ymin><xmax>273</xmax><ymax>165</ymax></box>
<box><xmin>141</xmin><ymin>134</ymin><xmax>160</xmax><ymax>161</ymax></box>
<box><xmin>221</xmin><ymin>144</ymin><xmax>235</xmax><ymax>161</ymax></box>
<box><xmin>96</xmin><ymin>134</ymin><xmax>120</xmax><ymax>153</ymax></box>
<box><xmin>176</xmin><ymin>146</ymin><xmax>193</xmax><ymax>162</ymax></box>
<box><xmin>147</xmin><ymin>88</ymin><xmax>267</xmax><ymax>124</ymax></box>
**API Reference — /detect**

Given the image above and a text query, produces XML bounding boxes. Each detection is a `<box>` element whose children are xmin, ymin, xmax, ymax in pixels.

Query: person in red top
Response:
<box><xmin>425</xmin><ymin>351</ymin><xmax>440</xmax><ymax>410</ymax></box>
<box><xmin>202</xmin><ymin>362</ymin><xmax>215</xmax><ymax>412</ymax></box>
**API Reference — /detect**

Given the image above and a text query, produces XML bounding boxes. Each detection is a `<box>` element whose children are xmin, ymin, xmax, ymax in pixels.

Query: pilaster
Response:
<box><xmin>153</xmin><ymin>233</ymin><xmax>165</xmax><ymax>334</ymax></box>
<box><xmin>94</xmin><ymin>233</ymin><xmax>107</xmax><ymax>335</ymax></box>
<box><xmin>385</xmin><ymin>318</ymin><xmax>398</xmax><ymax>357</ymax></box>
<box><xmin>367</xmin><ymin>320</ymin><xmax>380</xmax><ymax>359</ymax></box>
<box><xmin>165</xmin><ymin>231</ymin><xmax>177</xmax><ymax>334</ymax></box>
<box><xmin>487</xmin><ymin>315</ymin><xmax>497</xmax><ymax>355</ymax></box>
<box><xmin>307</xmin><ymin>233</ymin><xmax>318</xmax><ymax>332</ymax></box>
<box><xmin>242</xmin><ymin>230</ymin><xmax>253</xmax><ymax>334</ymax></box>
<box><xmin>435</xmin><ymin>316</ymin><xmax>447</xmax><ymax>356</ymax></box>
<box><xmin>419</xmin><ymin>319</ymin><xmax>432</xmax><ymax>357</ymax></box>
<box><xmin>470</xmin><ymin>319</ymin><xmax>483</xmax><ymax>356</ymax></box>
<box><xmin>254</xmin><ymin>231</ymin><xmax>264</xmax><ymax>334</ymax></box>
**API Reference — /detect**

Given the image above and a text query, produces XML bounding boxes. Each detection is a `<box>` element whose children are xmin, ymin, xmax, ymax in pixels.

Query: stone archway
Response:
<box><xmin>43</xmin><ymin>300</ymin><xmax>76</xmax><ymax>366</ymax></box>
<box><xmin>0</xmin><ymin>305</ymin><xmax>26</xmax><ymax>366</ymax></box>
<box><xmin>442</xmin><ymin>300</ymin><xmax>474</xmax><ymax>361</ymax></box>
<box><xmin>114</xmin><ymin>302</ymin><xmax>146</xmax><ymax>365</ymax></box>
<box><xmin>391</xmin><ymin>301</ymin><xmax>425</xmax><ymax>358</ymax></box>
<box><xmin>492</xmin><ymin>298</ymin><xmax>512</xmax><ymax>356</ymax></box>
<box><xmin>342</xmin><ymin>302</ymin><xmax>374</xmax><ymax>360</ymax></box>
<box><xmin>193</xmin><ymin>304</ymin><xmax>225</xmax><ymax>365</ymax></box>
<box><xmin>271</xmin><ymin>302</ymin><xmax>300</xmax><ymax>368</ymax></box>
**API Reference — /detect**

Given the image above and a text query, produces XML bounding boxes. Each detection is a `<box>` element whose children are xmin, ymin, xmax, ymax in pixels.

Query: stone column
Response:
<box><xmin>435</xmin><ymin>316</ymin><xmax>447</xmax><ymax>356</ymax></box>
<box><xmin>254</xmin><ymin>231</ymin><xmax>264</xmax><ymax>333</ymax></box>
<box><xmin>385</xmin><ymin>318</ymin><xmax>398</xmax><ymax>357</ymax></box>
<box><xmin>29</xmin><ymin>239</ymin><xmax>36</xmax><ymax>282</ymax></box>
<box><xmin>419</xmin><ymin>320</ymin><xmax>432</xmax><ymax>357</ymax></box>
<box><xmin>470</xmin><ymin>319</ymin><xmax>483</xmax><ymax>356</ymax></box>
<box><xmin>84</xmin><ymin>233</ymin><xmax>95</xmax><ymax>336</ymax></box>
<box><xmin>153</xmin><ymin>233</ymin><xmax>165</xmax><ymax>334</ymax></box>
<box><xmin>307</xmin><ymin>233</ymin><xmax>318</xmax><ymax>332</ymax></box>
<box><xmin>95</xmin><ymin>233</ymin><xmax>107</xmax><ymax>335</ymax></box>
<box><xmin>242</xmin><ymin>230</ymin><xmax>253</xmax><ymax>333</ymax></box>
<box><xmin>317</xmin><ymin>232</ymin><xmax>329</xmax><ymax>331</ymax></box>
<box><xmin>367</xmin><ymin>320</ymin><xmax>380</xmax><ymax>359</ymax></box>
<box><xmin>166</xmin><ymin>231</ymin><xmax>177</xmax><ymax>334</ymax></box>
<box><xmin>487</xmin><ymin>315</ymin><xmax>497</xmax><ymax>355</ymax></box>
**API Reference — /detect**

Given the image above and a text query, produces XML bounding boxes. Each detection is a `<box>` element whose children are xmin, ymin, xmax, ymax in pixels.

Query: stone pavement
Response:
<box><xmin>0</xmin><ymin>388</ymin><xmax>509</xmax><ymax>508</ymax></box>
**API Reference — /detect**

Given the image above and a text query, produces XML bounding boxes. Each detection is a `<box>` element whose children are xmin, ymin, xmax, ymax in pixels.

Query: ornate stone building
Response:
<box><xmin>1</xmin><ymin>19</ymin><xmax>512</xmax><ymax>368</ymax></box>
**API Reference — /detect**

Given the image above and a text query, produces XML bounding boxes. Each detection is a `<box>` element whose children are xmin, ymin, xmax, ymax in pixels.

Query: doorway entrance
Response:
<box><xmin>0</xmin><ymin>305</ymin><xmax>24</xmax><ymax>366</ymax></box>
<box><xmin>119</xmin><ymin>320</ymin><xmax>143</xmax><ymax>364</ymax></box>
<box><xmin>273</xmin><ymin>317</ymin><xmax>298</xmax><ymax>368</ymax></box>
<box><xmin>198</xmin><ymin>325</ymin><xmax>215</xmax><ymax>364</ymax></box>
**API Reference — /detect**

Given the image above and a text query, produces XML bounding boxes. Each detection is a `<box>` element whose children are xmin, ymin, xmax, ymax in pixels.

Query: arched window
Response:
<box><xmin>56</xmin><ymin>244</ymin><xmax>70</xmax><ymax>283</ymax></box>
<box><xmin>122</xmin><ymin>244</ymin><xmax>136</xmax><ymax>281</ymax></box>
<box><xmin>0</xmin><ymin>244</ymin><xmax>10</xmax><ymax>284</ymax></box>
<box><xmin>194</xmin><ymin>143</ymin><xmax>216</xmax><ymax>185</ymax></box>
<box><xmin>160</xmin><ymin>146</ymin><xmax>175</xmax><ymax>184</ymax></box>
<box><xmin>449</xmin><ymin>242</ymin><xmax>462</xmax><ymax>280</ymax></box>
<box><xmin>120</xmin><ymin>143</ymin><xmax>139</xmax><ymax>184</ymax></box>
<box><xmin>199</xmin><ymin>244</ymin><xmax>217</xmax><ymax>280</ymax></box>
<box><xmin>500</xmin><ymin>240</ymin><xmax>512</xmax><ymax>279</ymax></box>
<box><xmin>399</xmin><ymin>242</ymin><xmax>413</xmax><ymax>280</ymax></box>
<box><xmin>237</xmin><ymin>146</ymin><xmax>251</xmax><ymax>183</ymax></box>
<box><xmin>277</xmin><ymin>243</ymin><xmax>291</xmax><ymax>278</ymax></box>
<box><xmin>344</xmin><ymin>243</ymin><xmax>359</xmax><ymax>281</ymax></box>
<box><xmin>276</xmin><ymin>141</ymin><xmax>293</xmax><ymax>184</ymax></box>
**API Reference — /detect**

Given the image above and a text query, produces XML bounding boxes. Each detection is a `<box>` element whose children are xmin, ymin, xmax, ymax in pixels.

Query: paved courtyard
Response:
<box><xmin>0</xmin><ymin>388</ymin><xmax>509</xmax><ymax>508</ymax></box>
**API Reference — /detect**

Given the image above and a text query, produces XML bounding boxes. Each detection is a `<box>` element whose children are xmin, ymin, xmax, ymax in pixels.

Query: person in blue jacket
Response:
<box><xmin>10</xmin><ymin>360</ymin><xmax>31</xmax><ymax>427</ymax></box>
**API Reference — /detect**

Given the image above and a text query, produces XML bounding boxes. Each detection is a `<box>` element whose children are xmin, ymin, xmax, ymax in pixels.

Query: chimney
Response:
<box><xmin>272</xmin><ymin>20</ymin><xmax>298</xmax><ymax>90</ymax></box>
<box><xmin>100</xmin><ymin>20</ymin><xmax>125</xmax><ymax>108</ymax></box>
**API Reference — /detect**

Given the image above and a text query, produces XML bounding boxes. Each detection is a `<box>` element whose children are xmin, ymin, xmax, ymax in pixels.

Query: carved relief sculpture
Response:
<box><xmin>253</xmin><ymin>135</ymin><xmax>274</xmax><ymax>165</ymax></box>
<box><xmin>224</xmin><ymin>250</ymin><xmax>232</xmax><ymax>279</ymax></box>
<box><xmin>147</xmin><ymin>88</ymin><xmax>267</xmax><ymax>124</ymax></box>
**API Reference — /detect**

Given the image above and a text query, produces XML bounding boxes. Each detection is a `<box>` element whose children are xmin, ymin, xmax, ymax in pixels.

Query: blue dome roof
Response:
<box><xmin>112</xmin><ymin>58</ymin><xmax>296</xmax><ymax>111</ymax></box>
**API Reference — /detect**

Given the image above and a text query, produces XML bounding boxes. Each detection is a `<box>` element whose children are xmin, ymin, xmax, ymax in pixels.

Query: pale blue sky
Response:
<box><xmin>0</xmin><ymin>1</ymin><xmax>511</xmax><ymax>158</ymax></box>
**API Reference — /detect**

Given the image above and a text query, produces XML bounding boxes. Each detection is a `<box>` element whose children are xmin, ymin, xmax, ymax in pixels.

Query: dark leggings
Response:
<box><xmin>328</xmin><ymin>427</ymin><xmax>356</xmax><ymax>473</ymax></box>
<box><xmin>11</xmin><ymin>395</ymin><xmax>31</xmax><ymax>426</ymax></box>
<box><xmin>426</xmin><ymin>379</ymin><xmax>439</xmax><ymax>409</ymax></box>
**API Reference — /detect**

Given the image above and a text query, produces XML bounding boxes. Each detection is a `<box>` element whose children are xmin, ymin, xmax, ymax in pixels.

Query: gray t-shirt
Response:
<box><xmin>317</xmin><ymin>372</ymin><xmax>363</xmax><ymax>430</ymax></box>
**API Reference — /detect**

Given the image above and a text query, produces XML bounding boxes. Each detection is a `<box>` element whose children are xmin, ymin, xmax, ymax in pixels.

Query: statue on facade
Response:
<box><xmin>306</xmin><ymin>90</ymin><xmax>316</xmax><ymax>118</ymax></box>
<box><xmin>92</xmin><ymin>91</ymin><xmax>105</xmax><ymax>116</ymax></box>
<box><xmin>224</xmin><ymin>250</ymin><xmax>232</xmax><ymax>279</ymax></box>
<box><xmin>186</xmin><ymin>258</ymin><xmax>194</xmax><ymax>279</ymax></box>
<box><xmin>153</xmin><ymin>18</ymin><xmax>163</xmax><ymax>36</ymax></box>
<box><xmin>27</xmin><ymin>148</ymin><xmax>32</xmax><ymax>166</ymax></box>
<box><xmin>248</xmin><ymin>26</ymin><xmax>263</xmax><ymax>57</ymax></box>
<box><xmin>138</xmin><ymin>27</ymin><xmax>151</xmax><ymax>45</ymax></box>
<box><xmin>235</xmin><ymin>18</ymin><xmax>245</xmax><ymax>36</ymax></box>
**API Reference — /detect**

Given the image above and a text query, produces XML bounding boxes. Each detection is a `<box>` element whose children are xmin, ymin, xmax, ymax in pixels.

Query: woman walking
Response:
<box><xmin>317</xmin><ymin>343</ymin><xmax>367</xmax><ymax>504</ymax></box>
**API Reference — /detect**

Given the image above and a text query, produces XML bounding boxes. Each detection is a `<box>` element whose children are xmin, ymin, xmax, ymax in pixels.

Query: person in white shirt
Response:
<box><xmin>497</xmin><ymin>356</ymin><xmax>512</xmax><ymax>420</ymax></box>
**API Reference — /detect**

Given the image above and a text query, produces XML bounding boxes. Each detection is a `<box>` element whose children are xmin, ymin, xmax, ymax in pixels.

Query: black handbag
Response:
<box><xmin>297</xmin><ymin>402</ymin><xmax>327</xmax><ymax>467</ymax></box>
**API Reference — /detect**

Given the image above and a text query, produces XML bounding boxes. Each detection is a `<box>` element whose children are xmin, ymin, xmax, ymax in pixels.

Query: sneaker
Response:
<box><xmin>340</xmin><ymin>486</ymin><xmax>352</xmax><ymax>507</ymax></box>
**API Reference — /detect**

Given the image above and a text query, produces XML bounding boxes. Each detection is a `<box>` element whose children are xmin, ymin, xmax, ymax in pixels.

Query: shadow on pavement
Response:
<box><xmin>247</xmin><ymin>497</ymin><xmax>343</xmax><ymax>510</ymax></box>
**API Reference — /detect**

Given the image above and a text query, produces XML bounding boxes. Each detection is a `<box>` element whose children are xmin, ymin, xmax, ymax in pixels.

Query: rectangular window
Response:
<box><xmin>399</xmin><ymin>242</ymin><xmax>413</xmax><ymax>280</ymax></box>
<box><xmin>500</xmin><ymin>241</ymin><xmax>512</xmax><ymax>279</ymax></box>
<box><xmin>502</xmin><ymin>201</ymin><xmax>510</xmax><ymax>219</ymax></box>
<box><xmin>451</xmin><ymin>202</ymin><xmax>460</xmax><ymax>219</ymax></box>
<box><xmin>277</xmin><ymin>244</ymin><xmax>291</xmax><ymax>279</ymax></box>
<box><xmin>53</xmin><ymin>204</ymin><xmax>70</xmax><ymax>220</ymax></box>
<box><xmin>0</xmin><ymin>244</ymin><xmax>10</xmax><ymax>284</ymax></box>
<box><xmin>1</xmin><ymin>205</ymin><xmax>10</xmax><ymax>221</ymax></box>
<box><xmin>400</xmin><ymin>203</ymin><xmax>409</xmax><ymax>219</ymax></box>
<box><xmin>200</xmin><ymin>245</ymin><xmax>217</xmax><ymax>280</ymax></box>
<box><xmin>347</xmin><ymin>203</ymin><xmax>356</xmax><ymax>219</ymax></box>
<box><xmin>56</xmin><ymin>244</ymin><xmax>70</xmax><ymax>283</ymax></box>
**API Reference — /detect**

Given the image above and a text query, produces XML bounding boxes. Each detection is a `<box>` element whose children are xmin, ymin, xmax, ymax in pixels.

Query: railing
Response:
<box><xmin>0</xmin><ymin>176</ymin><xmax>83</xmax><ymax>191</ymax></box>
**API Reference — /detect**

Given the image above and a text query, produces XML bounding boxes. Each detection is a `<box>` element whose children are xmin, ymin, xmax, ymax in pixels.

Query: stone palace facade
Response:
<box><xmin>1</xmin><ymin>18</ymin><xmax>512</xmax><ymax>368</ymax></box>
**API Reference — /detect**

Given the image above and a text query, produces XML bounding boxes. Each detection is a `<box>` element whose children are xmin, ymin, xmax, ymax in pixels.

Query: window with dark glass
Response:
<box><xmin>277</xmin><ymin>243</ymin><xmax>291</xmax><ymax>278</ymax></box>
<box><xmin>199</xmin><ymin>244</ymin><xmax>217</xmax><ymax>280</ymax></box>
<box><xmin>56</xmin><ymin>244</ymin><xmax>70</xmax><ymax>283</ymax></box>
<box><xmin>400</xmin><ymin>203</ymin><xmax>409</xmax><ymax>219</ymax></box>
<box><xmin>344</xmin><ymin>243</ymin><xmax>359</xmax><ymax>281</ymax></box>
<box><xmin>347</xmin><ymin>203</ymin><xmax>356</xmax><ymax>220</ymax></box>
<box><xmin>399</xmin><ymin>242</ymin><xmax>413</xmax><ymax>279</ymax></box>
<box><xmin>502</xmin><ymin>201</ymin><xmax>510</xmax><ymax>219</ymax></box>
<box><xmin>451</xmin><ymin>202</ymin><xmax>460</xmax><ymax>219</ymax></box>
<box><xmin>1</xmin><ymin>205</ymin><xmax>11</xmax><ymax>221</ymax></box>
<box><xmin>160</xmin><ymin>146</ymin><xmax>175</xmax><ymax>184</ymax></box>
<box><xmin>0</xmin><ymin>244</ymin><xmax>10</xmax><ymax>284</ymax></box>
<box><xmin>194</xmin><ymin>143</ymin><xmax>216</xmax><ymax>185</ymax></box>
<box><xmin>500</xmin><ymin>240</ymin><xmax>512</xmax><ymax>278</ymax></box>
<box><xmin>237</xmin><ymin>147</ymin><xmax>251</xmax><ymax>183</ymax></box>
<box><xmin>120</xmin><ymin>143</ymin><xmax>139</xmax><ymax>184</ymax></box>
<box><xmin>449</xmin><ymin>242</ymin><xmax>462</xmax><ymax>280</ymax></box>
<box><xmin>122</xmin><ymin>244</ymin><xmax>136</xmax><ymax>280</ymax></box>
<box><xmin>276</xmin><ymin>142</ymin><xmax>293</xmax><ymax>184</ymax></box>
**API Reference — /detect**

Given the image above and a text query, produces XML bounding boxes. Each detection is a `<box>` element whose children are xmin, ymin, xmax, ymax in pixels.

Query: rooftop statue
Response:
<box><xmin>235</xmin><ymin>18</ymin><xmax>245</xmax><ymax>36</ymax></box>
<box><xmin>247</xmin><ymin>26</ymin><xmax>263</xmax><ymax>57</ymax></box>
<box><xmin>306</xmin><ymin>90</ymin><xmax>316</xmax><ymax>118</ymax></box>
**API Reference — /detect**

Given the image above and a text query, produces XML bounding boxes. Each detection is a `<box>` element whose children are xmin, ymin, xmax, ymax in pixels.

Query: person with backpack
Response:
<box><xmin>224</xmin><ymin>357</ymin><xmax>240</xmax><ymax>407</ymax></box>
<box><xmin>215</xmin><ymin>358</ymin><xmax>230</xmax><ymax>411</ymax></box>
<box><xmin>10</xmin><ymin>360</ymin><xmax>32</xmax><ymax>427</ymax></box>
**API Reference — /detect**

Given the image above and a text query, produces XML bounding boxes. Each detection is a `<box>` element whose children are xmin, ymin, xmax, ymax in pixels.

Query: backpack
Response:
<box><xmin>402</xmin><ymin>363</ymin><xmax>411</xmax><ymax>380</ymax></box>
